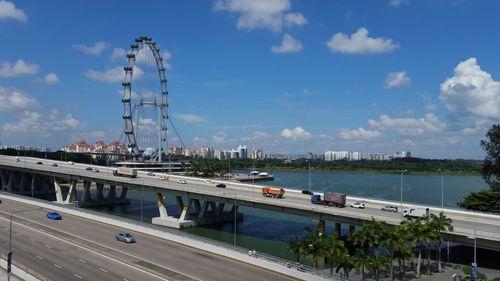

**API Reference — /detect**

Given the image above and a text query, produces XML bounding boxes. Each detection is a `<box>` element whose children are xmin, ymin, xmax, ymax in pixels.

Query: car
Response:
<box><xmin>147</xmin><ymin>172</ymin><xmax>155</xmax><ymax>176</ymax></box>
<box><xmin>350</xmin><ymin>202</ymin><xmax>365</xmax><ymax>209</ymax></box>
<box><xmin>52</xmin><ymin>163</ymin><xmax>58</xmax><ymax>167</ymax></box>
<box><xmin>16</xmin><ymin>158</ymin><xmax>20</xmax><ymax>162</ymax></box>
<box><xmin>36</xmin><ymin>161</ymin><xmax>43</xmax><ymax>165</ymax></box>
<box><xmin>68</xmin><ymin>161</ymin><xmax>74</xmax><ymax>165</ymax></box>
<box><xmin>381</xmin><ymin>205</ymin><xmax>398</xmax><ymax>212</ymax></box>
<box><xmin>46</xmin><ymin>212</ymin><xmax>62</xmax><ymax>220</ymax></box>
<box><xmin>302</xmin><ymin>190</ymin><xmax>313</xmax><ymax>195</ymax></box>
<box><xmin>92</xmin><ymin>168</ymin><xmax>99</xmax><ymax>173</ymax></box>
<box><xmin>216</xmin><ymin>183</ymin><xmax>226</xmax><ymax>188</ymax></box>
<box><xmin>177</xmin><ymin>179</ymin><xmax>187</xmax><ymax>184</ymax></box>
<box><xmin>85</xmin><ymin>166</ymin><xmax>92</xmax><ymax>171</ymax></box>
<box><xmin>115</xmin><ymin>232</ymin><xmax>136</xmax><ymax>243</ymax></box>
<box><xmin>158</xmin><ymin>176</ymin><xmax>168</xmax><ymax>181</ymax></box>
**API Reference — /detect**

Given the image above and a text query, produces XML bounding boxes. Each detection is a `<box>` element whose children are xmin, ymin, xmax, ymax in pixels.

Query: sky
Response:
<box><xmin>0</xmin><ymin>0</ymin><xmax>500</xmax><ymax>159</ymax></box>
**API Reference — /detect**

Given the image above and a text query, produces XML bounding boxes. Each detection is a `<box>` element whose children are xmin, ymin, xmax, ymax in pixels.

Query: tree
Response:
<box><xmin>393</xmin><ymin>224</ymin><xmax>414</xmax><ymax>278</ymax></box>
<box><xmin>353</xmin><ymin>249</ymin><xmax>371</xmax><ymax>281</ymax></box>
<box><xmin>460</xmin><ymin>124</ymin><xmax>500</xmax><ymax>213</ymax></box>
<box><xmin>366</xmin><ymin>253</ymin><xmax>390</xmax><ymax>281</ymax></box>
<box><xmin>430</xmin><ymin>212</ymin><xmax>453</xmax><ymax>272</ymax></box>
<box><xmin>402</xmin><ymin>217</ymin><xmax>434</xmax><ymax>277</ymax></box>
<box><xmin>287</xmin><ymin>233</ymin><xmax>304</xmax><ymax>263</ymax></box>
<box><xmin>323</xmin><ymin>233</ymin><xmax>347</xmax><ymax>275</ymax></box>
<box><xmin>302</xmin><ymin>227</ymin><xmax>325</xmax><ymax>268</ymax></box>
<box><xmin>336</xmin><ymin>254</ymin><xmax>356</xmax><ymax>278</ymax></box>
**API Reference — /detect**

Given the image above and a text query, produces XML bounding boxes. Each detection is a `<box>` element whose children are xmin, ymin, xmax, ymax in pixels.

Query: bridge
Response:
<box><xmin>1</xmin><ymin>155</ymin><xmax>500</xmax><ymax>252</ymax></box>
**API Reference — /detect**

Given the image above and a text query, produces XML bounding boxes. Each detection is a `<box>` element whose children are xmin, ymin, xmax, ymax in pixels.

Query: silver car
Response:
<box><xmin>381</xmin><ymin>205</ymin><xmax>398</xmax><ymax>212</ymax></box>
<box><xmin>115</xmin><ymin>232</ymin><xmax>136</xmax><ymax>243</ymax></box>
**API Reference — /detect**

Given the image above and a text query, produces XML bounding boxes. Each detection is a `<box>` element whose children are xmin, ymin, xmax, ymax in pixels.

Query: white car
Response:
<box><xmin>350</xmin><ymin>202</ymin><xmax>365</xmax><ymax>209</ymax></box>
<box><xmin>177</xmin><ymin>179</ymin><xmax>187</xmax><ymax>184</ymax></box>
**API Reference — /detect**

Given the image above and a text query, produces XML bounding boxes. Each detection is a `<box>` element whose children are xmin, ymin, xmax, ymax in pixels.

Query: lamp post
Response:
<box><xmin>308</xmin><ymin>160</ymin><xmax>311</xmax><ymax>192</ymax></box>
<box><xmin>438</xmin><ymin>169</ymin><xmax>444</xmax><ymax>209</ymax></box>
<box><xmin>467</xmin><ymin>229</ymin><xmax>477</xmax><ymax>265</ymax></box>
<box><xmin>140</xmin><ymin>184</ymin><xmax>144</xmax><ymax>223</ymax></box>
<box><xmin>233</xmin><ymin>195</ymin><xmax>237</xmax><ymax>248</ymax></box>
<box><xmin>400</xmin><ymin>169</ymin><xmax>407</xmax><ymax>210</ymax></box>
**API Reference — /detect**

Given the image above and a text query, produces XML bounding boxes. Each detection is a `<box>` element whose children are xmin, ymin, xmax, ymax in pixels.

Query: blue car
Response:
<box><xmin>46</xmin><ymin>212</ymin><xmax>62</xmax><ymax>220</ymax></box>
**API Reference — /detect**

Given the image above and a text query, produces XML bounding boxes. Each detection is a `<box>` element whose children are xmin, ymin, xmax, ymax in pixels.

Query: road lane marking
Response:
<box><xmin>36</xmin><ymin>255</ymin><xmax>43</xmax><ymax>260</ymax></box>
<box><xmin>15</xmin><ymin>232</ymin><xmax>22</xmax><ymax>236</ymax></box>
<box><xmin>73</xmin><ymin>273</ymin><xmax>83</xmax><ymax>279</ymax></box>
<box><xmin>29</xmin><ymin>238</ymin><xmax>35</xmax><ymax>242</ymax></box>
<box><xmin>98</xmin><ymin>267</ymin><xmax>108</xmax><ymax>273</ymax></box>
<box><xmin>122</xmin><ymin>278</ymin><xmax>129</xmax><ymax>281</ymax></box>
<box><xmin>45</xmin><ymin>244</ymin><xmax>52</xmax><ymax>248</ymax></box>
<box><xmin>78</xmin><ymin>258</ymin><xmax>87</xmax><ymax>263</ymax></box>
<box><xmin>54</xmin><ymin>263</ymin><xmax>62</xmax><ymax>269</ymax></box>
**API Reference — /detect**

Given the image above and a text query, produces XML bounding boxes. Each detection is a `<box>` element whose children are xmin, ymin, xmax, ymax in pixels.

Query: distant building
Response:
<box><xmin>251</xmin><ymin>148</ymin><xmax>263</xmax><ymax>159</ymax></box>
<box><xmin>238</xmin><ymin>145</ymin><xmax>248</xmax><ymax>159</ymax></box>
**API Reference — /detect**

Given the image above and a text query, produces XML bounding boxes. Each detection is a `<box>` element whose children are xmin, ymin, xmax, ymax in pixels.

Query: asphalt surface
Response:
<box><xmin>0</xmin><ymin>198</ymin><xmax>295</xmax><ymax>281</ymax></box>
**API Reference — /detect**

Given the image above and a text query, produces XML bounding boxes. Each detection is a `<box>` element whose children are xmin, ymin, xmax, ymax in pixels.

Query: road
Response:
<box><xmin>0</xmin><ymin>198</ymin><xmax>295</xmax><ymax>281</ymax></box>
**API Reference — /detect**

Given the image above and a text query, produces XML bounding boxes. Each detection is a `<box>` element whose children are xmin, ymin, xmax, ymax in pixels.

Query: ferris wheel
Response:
<box><xmin>121</xmin><ymin>36</ymin><xmax>168</xmax><ymax>162</ymax></box>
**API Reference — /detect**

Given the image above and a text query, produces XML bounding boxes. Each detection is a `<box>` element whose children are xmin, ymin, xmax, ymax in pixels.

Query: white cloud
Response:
<box><xmin>73</xmin><ymin>42</ymin><xmax>109</xmax><ymax>56</ymax></box>
<box><xmin>271</xmin><ymin>33</ymin><xmax>303</xmax><ymax>53</ymax></box>
<box><xmin>0</xmin><ymin>87</ymin><xmax>38</xmax><ymax>112</ymax></box>
<box><xmin>111</xmin><ymin>48</ymin><xmax>127</xmax><ymax>61</ymax></box>
<box><xmin>388</xmin><ymin>0</ymin><xmax>409</xmax><ymax>7</ymax></box>
<box><xmin>43</xmin><ymin>73</ymin><xmax>61</xmax><ymax>85</ymax></box>
<box><xmin>214</xmin><ymin>0</ymin><xmax>306</xmax><ymax>32</ymax></box>
<box><xmin>0</xmin><ymin>59</ymin><xmax>39</xmax><ymax>78</ymax></box>
<box><xmin>384</xmin><ymin>71</ymin><xmax>411</xmax><ymax>89</ymax></box>
<box><xmin>212</xmin><ymin>131</ymin><xmax>227</xmax><ymax>143</ymax></box>
<box><xmin>284</xmin><ymin>12</ymin><xmax>306</xmax><ymax>26</ymax></box>
<box><xmin>439</xmin><ymin>58</ymin><xmax>500</xmax><ymax>120</ymax></box>
<box><xmin>2</xmin><ymin>111</ymin><xmax>82</xmax><ymax>137</ymax></box>
<box><xmin>338</xmin><ymin>128</ymin><xmax>381</xmax><ymax>140</ymax></box>
<box><xmin>0</xmin><ymin>0</ymin><xmax>27</xmax><ymax>22</ymax></box>
<box><xmin>174</xmin><ymin>113</ymin><xmax>206</xmax><ymax>123</ymax></box>
<box><xmin>252</xmin><ymin>131</ymin><xmax>269</xmax><ymax>140</ymax></box>
<box><xmin>85</xmin><ymin>67</ymin><xmax>142</xmax><ymax>83</ymax></box>
<box><xmin>280</xmin><ymin>126</ymin><xmax>311</xmax><ymax>140</ymax></box>
<box><xmin>425</xmin><ymin>102</ymin><xmax>437</xmax><ymax>111</ymax></box>
<box><xmin>368</xmin><ymin>113</ymin><xmax>446</xmax><ymax>136</ymax></box>
<box><xmin>326</xmin><ymin>27</ymin><xmax>398</xmax><ymax>54</ymax></box>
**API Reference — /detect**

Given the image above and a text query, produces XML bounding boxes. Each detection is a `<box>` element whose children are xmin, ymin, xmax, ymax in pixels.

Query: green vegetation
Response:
<box><xmin>459</xmin><ymin>124</ymin><xmax>500</xmax><ymax>213</ymax></box>
<box><xmin>0</xmin><ymin>148</ymin><xmax>99</xmax><ymax>165</ymax></box>
<box><xmin>288</xmin><ymin>213</ymin><xmax>453</xmax><ymax>280</ymax></box>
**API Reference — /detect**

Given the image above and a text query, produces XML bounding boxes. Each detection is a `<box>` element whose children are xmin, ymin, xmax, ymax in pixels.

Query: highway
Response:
<box><xmin>2</xmin><ymin>155</ymin><xmax>500</xmax><ymax>248</ymax></box>
<box><xmin>0</xmin><ymin>198</ymin><xmax>296</xmax><ymax>281</ymax></box>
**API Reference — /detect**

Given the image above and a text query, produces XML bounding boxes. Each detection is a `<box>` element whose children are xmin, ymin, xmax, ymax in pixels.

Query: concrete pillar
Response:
<box><xmin>64</xmin><ymin>180</ymin><xmax>77</xmax><ymax>204</ymax></box>
<box><xmin>83</xmin><ymin>181</ymin><xmax>92</xmax><ymax>202</ymax></box>
<box><xmin>0</xmin><ymin>170</ymin><xmax>7</xmax><ymax>191</ymax></box>
<box><xmin>120</xmin><ymin>186</ymin><xmax>128</xmax><ymax>200</ymax></box>
<box><xmin>209</xmin><ymin>201</ymin><xmax>217</xmax><ymax>212</ymax></box>
<box><xmin>19</xmin><ymin>173</ymin><xmax>28</xmax><ymax>192</ymax></box>
<box><xmin>179</xmin><ymin>199</ymin><xmax>195</xmax><ymax>221</ymax></box>
<box><xmin>176</xmin><ymin>196</ymin><xmax>184</xmax><ymax>212</ymax></box>
<box><xmin>31</xmin><ymin>174</ymin><xmax>36</xmax><ymax>195</ymax></box>
<box><xmin>96</xmin><ymin>183</ymin><xmax>104</xmax><ymax>201</ymax></box>
<box><xmin>318</xmin><ymin>219</ymin><xmax>326</xmax><ymax>236</ymax></box>
<box><xmin>215</xmin><ymin>202</ymin><xmax>225</xmax><ymax>216</ymax></box>
<box><xmin>335</xmin><ymin>222</ymin><xmax>341</xmax><ymax>237</ymax></box>
<box><xmin>198</xmin><ymin>201</ymin><xmax>210</xmax><ymax>219</ymax></box>
<box><xmin>107</xmin><ymin>185</ymin><xmax>117</xmax><ymax>200</ymax></box>
<box><xmin>193</xmin><ymin>199</ymin><xmax>201</xmax><ymax>214</ymax></box>
<box><xmin>7</xmin><ymin>171</ymin><xmax>16</xmax><ymax>192</ymax></box>
<box><xmin>349</xmin><ymin>224</ymin><xmax>356</xmax><ymax>233</ymax></box>
<box><xmin>230</xmin><ymin>204</ymin><xmax>238</xmax><ymax>215</ymax></box>
<box><xmin>53</xmin><ymin>177</ymin><xmax>64</xmax><ymax>203</ymax></box>
<box><xmin>155</xmin><ymin>192</ymin><xmax>168</xmax><ymax>219</ymax></box>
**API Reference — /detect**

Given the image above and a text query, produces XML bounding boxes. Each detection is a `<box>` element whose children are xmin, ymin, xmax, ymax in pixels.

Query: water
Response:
<box><xmin>86</xmin><ymin>170</ymin><xmax>489</xmax><ymax>261</ymax></box>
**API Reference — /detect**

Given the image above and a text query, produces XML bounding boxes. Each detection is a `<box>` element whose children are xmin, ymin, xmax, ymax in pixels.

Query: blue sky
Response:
<box><xmin>1</xmin><ymin>0</ymin><xmax>500</xmax><ymax>159</ymax></box>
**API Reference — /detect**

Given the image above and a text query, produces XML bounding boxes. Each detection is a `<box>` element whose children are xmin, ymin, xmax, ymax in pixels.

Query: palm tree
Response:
<box><xmin>287</xmin><ymin>233</ymin><xmax>304</xmax><ymax>263</ymax></box>
<box><xmin>403</xmin><ymin>217</ymin><xmax>434</xmax><ymax>277</ymax></box>
<box><xmin>366</xmin><ymin>253</ymin><xmax>390</xmax><ymax>281</ymax></box>
<box><xmin>336</xmin><ymin>254</ymin><xmax>356</xmax><ymax>279</ymax></box>
<box><xmin>379</xmin><ymin>223</ymin><xmax>398</xmax><ymax>281</ymax></box>
<box><xmin>393</xmin><ymin>224</ymin><xmax>414</xmax><ymax>278</ymax></box>
<box><xmin>430</xmin><ymin>212</ymin><xmax>453</xmax><ymax>272</ymax></box>
<box><xmin>323</xmin><ymin>233</ymin><xmax>347</xmax><ymax>275</ymax></box>
<box><xmin>302</xmin><ymin>227</ymin><xmax>325</xmax><ymax>268</ymax></box>
<box><xmin>354</xmin><ymin>249</ymin><xmax>371</xmax><ymax>281</ymax></box>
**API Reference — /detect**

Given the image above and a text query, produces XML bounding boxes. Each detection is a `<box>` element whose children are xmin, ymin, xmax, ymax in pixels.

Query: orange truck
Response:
<box><xmin>261</xmin><ymin>186</ymin><xmax>285</xmax><ymax>198</ymax></box>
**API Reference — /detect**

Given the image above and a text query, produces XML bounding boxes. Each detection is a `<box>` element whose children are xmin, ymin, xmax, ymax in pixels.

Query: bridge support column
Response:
<box><xmin>82</xmin><ymin>181</ymin><xmax>92</xmax><ymax>202</ymax></box>
<box><xmin>179</xmin><ymin>198</ymin><xmax>196</xmax><ymax>222</ymax></box>
<box><xmin>95</xmin><ymin>183</ymin><xmax>104</xmax><ymax>201</ymax></box>
<box><xmin>0</xmin><ymin>170</ymin><xmax>7</xmax><ymax>191</ymax></box>
<box><xmin>107</xmin><ymin>185</ymin><xmax>117</xmax><ymax>200</ymax></box>
<box><xmin>176</xmin><ymin>196</ymin><xmax>184</xmax><ymax>212</ymax></box>
<box><xmin>7</xmin><ymin>171</ymin><xmax>17</xmax><ymax>192</ymax></box>
<box><xmin>53</xmin><ymin>177</ymin><xmax>64</xmax><ymax>203</ymax></box>
<box><xmin>120</xmin><ymin>186</ymin><xmax>128</xmax><ymax>200</ymax></box>
<box><xmin>197</xmin><ymin>201</ymin><xmax>210</xmax><ymax>219</ymax></box>
<box><xmin>317</xmin><ymin>219</ymin><xmax>326</xmax><ymax>236</ymax></box>
<box><xmin>30</xmin><ymin>174</ymin><xmax>35</xmax><ymax>196</ymax></box>
<box><xmin>335</xmin><ymin>222</ymin><xmax>341</xmax><ymax>237</ymax></box>
<box><xmin>19</xmin><ymin>173</ymin><xmax>28</xmax><ymax>192</ymax></box>
<box><xmin>64</xmin><ymin>180</ymin><xmax>77</xmax><ymax>204</ymax></box>
<box><xmin>215</xmin><ymin>203</ymin><xmax>225</xmax><ymax>216</ymax></box>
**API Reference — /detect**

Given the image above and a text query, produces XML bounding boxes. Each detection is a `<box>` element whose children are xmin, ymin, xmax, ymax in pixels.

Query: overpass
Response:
<box><xmin>1</xmin><ymin>155</ymin><xmax>500</xmax><ymax>251</ymax></box>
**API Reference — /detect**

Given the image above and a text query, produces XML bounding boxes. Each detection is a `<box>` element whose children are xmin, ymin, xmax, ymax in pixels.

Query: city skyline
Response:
<box><xmin>1</xmin><ymin>1</ymin><xmax>500</xmax><ymax>159</ymax></box>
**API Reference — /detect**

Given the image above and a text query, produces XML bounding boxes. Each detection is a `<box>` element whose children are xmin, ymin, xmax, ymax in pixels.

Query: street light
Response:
<box><xmin>467</xmin><ymin>229</ymin><xmax>477</xmax><ymax>266</ymax></box>
<box><xmin>400</xmin><ymin>169</ymin><xmax>407</xmax><ymax>210</ymax></box>
<box><xmin>438</xmin><ymin>169</ymin><xmax>444</xmax><ymax>209</ymax></box>
<box><xmin>233</xmin><ymin>195</ymin><xmax>237</xmax><ymax>248</ymax></box>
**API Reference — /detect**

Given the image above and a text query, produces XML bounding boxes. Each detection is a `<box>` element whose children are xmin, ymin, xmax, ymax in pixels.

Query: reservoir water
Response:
<box><xmin>88</xmin><ymin>170</ymin><xmax>489</xmax><ymax>261</ymax></box>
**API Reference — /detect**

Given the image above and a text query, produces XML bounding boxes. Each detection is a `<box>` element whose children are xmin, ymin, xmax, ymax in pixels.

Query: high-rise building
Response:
<box><xmin>238</xmin><ymin>145</ymin><xmax>247</xmax><ymax>159</ymax></box>
<box><xmin>251</xmin><ymin>148</ymin><xmax>263</xmax><ymax>159</ymax></box>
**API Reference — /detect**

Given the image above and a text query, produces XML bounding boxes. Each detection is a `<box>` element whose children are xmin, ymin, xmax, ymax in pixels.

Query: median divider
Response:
<box><xmin>0</xmin><ymin>193</ymin><xmax>339</xmax><ymax>281</ymax></box>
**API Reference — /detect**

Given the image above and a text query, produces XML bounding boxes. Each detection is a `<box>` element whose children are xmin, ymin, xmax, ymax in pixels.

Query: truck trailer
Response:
<box><xmin>113</xmin><ymin>167</ymin><xmax>137</xmax><ymax>178</ymax></box>
<box><xmin>403</xmin><ymin>207</ymin><xmax>429</xmax><ymax>218</ymax></box>
<box><xmin>261</xmin><ymin>187</ymin><xmax>285</xmax><ymax>198</ymax></box>
<box><xmin>311</xmin><ymin>192</ymin><xmax>346</xmax><ymax>207</ymax></box>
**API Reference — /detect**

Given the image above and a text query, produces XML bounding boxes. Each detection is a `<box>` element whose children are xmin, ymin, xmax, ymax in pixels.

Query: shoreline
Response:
<box><xmin>237</xmin><ymin>167</ymin><xmax>481</xmax><ymax>176</ymax></box>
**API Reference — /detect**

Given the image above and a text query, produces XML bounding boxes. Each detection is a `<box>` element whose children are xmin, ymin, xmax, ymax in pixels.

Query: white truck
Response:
<box><xmin>113</xmin><ymin>167</ymin><xmax>137</xmax><ymax>178</ymax></box>
<box><xmin>403</xmin><ymin>207</ymin><xmax>429</xmax><ymax>218</ymax></box>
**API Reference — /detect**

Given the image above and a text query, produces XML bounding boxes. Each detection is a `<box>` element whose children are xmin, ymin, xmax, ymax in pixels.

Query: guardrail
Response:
<box><xmin>0</xmin><ymin>253</ymin><xmax>48</xmax><ymax>281</ymax></box>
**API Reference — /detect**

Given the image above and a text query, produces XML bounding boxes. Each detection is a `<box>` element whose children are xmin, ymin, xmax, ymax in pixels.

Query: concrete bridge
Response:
<box><xmin>1</xmin><ymin>155</ymin><xmax>500</xmax><ymax>252</ymax></box>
